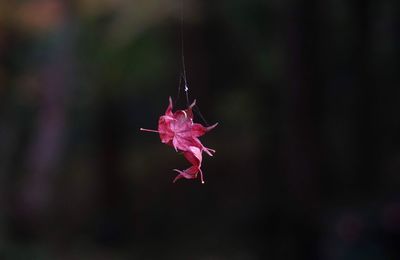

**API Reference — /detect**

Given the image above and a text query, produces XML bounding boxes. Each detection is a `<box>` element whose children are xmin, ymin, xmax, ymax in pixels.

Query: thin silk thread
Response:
<box><xmin>176</xmin><ymin>0</ymin><xmax>210</xmax><ymax>126</ymax></box>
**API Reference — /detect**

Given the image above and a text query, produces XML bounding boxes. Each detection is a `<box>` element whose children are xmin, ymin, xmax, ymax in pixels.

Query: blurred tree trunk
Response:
<box><xmin>354</xmin><ymin>0</ymin><xmax>375</xmax><ymax>196</ymax></box>
<box><xmin>17</xmin><ymin>0</ymin><xmax>76</xmax><ymax>233</ymax></box>
<box><xmin>283</xmin><ymin>0</ymin><xmax>322</xmax><ymax>258</ymax></box>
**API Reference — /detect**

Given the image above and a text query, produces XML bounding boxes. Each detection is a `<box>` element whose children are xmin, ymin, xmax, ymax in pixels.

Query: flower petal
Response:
<box><xmin>165</xmin><ymin>96</ymin><xmax>174</xmax><ymax>116</ymax></box>
<box><xmin>173</xmin><ymin>166</ymin><xmax>199</xmax><ymax>182</ymax></box>
<box><xmin>183</xmin><ymin>146</ymin><xmax>202</xmax><ymax>166</ymax></box>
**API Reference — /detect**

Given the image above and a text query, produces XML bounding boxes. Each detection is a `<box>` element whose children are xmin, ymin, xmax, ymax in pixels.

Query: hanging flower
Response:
<box><xmin>141</xmin><ymin>97</ymin><xmax>217</xmax><ymax>183</ymax></box>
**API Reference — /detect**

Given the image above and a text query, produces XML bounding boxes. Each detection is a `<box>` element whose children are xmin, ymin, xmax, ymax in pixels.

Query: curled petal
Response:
<box><xmin>173</xmin><ymin>166</ymin><xmax>199</xmax><ymax>182</ymax></box>
<box><xmin>203</xmin><ymin>146</ymin><xmax>216</xmax><ymax>156</ymax></box>
<box><xmin>206</xmin><ymin>122</ymin><xmax>219</xmax><ymax>131</ymax></box>
<box><xmin>173</xmin><ymin>167</ymin><xmax>204</xmax><ymax>184</ymax></box>
<box><xmin>183</xmin><ymin>146</ymin><xmax>202</xmax><ymax>166</ymax></box>
<box><xmin>173</xmin><ymin>146</ymin><xmax>204</xmax><ymax>183</ymax></box>
<box><xmin>165</xmin><ymin>96</ymin><xmax>174</xmax><ymax>116</ymax></box>
<box><xmin>191</xmin><ymin>122</ymin><xmax>218</xmax><ymax>137</ymax></box>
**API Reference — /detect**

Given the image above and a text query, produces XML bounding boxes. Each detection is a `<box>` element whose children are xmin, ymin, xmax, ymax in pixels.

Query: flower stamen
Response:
<box><xmin>140</xmin><ymin>128</ymin><xmax>159</xmax><ymax>133</ymax></box>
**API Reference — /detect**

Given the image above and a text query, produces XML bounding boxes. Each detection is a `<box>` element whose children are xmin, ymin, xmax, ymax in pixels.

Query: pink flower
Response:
<box><xmin>141</xmin><ymin>97</ymin><xmax>217</xmax><ymax>183</ymax></box>
<box><xmin>173</xmin><ymin>146</ymin><xmax>204</xmax><ymax>183</ymax></box>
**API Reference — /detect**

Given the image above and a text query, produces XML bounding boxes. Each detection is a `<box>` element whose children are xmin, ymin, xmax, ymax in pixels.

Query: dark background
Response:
<box><xmin>0</xmin><ymin>0</ymin><xmax>399</xmax><ymax>259</ymax></box>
